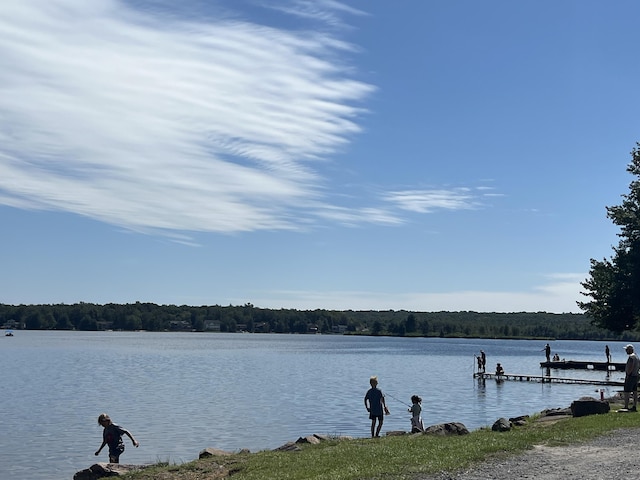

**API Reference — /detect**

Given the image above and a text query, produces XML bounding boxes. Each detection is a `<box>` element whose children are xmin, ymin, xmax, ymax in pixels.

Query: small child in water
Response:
<box><xmin>408</xmin><ymin>395</ymin><xmax>424</xmax><ymax>433</ymax></box>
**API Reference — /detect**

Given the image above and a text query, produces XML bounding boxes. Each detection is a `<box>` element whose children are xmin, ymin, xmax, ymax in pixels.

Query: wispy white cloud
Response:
<box><xmin>265</xmin><ymin>0</ymin><xmax>367</xmax><ymax>28</ymax></box>
<box><xmin>383</xmin><ymin>188</ymin><xmax>481</xmax><ymax>213</ymax></box>
<box><xmin>0</xmin><ymin>1</ymin><xmax>502</xmax><ymax>238</ymax></box>
<box><xmin>0</xmin><ymin>0</ymin><xmax>379</xmax><ymax>234</ymax></box>
<box><xmin>313</xmin><ymin>204</ymin><xmax>403</xmax><ymax>226</ymax></box>
<box><xmin>247</xmin><ymin>273</ymin><xmax>586</xmax><ymax>313</ymax></box>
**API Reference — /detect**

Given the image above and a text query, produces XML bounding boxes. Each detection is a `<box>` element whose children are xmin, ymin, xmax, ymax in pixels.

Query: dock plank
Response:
<box><xmin>539</xmin><ymin>360</ymin><xmax>625</xmax><ymax>371</ymax></box>
<box><xmin>474</xmin><ymin>372</ymin><xmax>624</xmax><ymax>386</ymax></box>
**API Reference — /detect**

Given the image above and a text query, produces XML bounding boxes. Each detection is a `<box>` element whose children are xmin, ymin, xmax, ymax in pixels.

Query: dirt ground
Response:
<box><xmin>419</xmin><ymin>427</ymin><xmax>640</xmax><ymax>480</ymax></box>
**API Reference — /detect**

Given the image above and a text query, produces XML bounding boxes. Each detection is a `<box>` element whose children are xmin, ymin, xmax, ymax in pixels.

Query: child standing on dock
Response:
<box><xmin>623</xmin><ymin>345</ymin><xmax>640</xmax><ymax>412</ymax></box>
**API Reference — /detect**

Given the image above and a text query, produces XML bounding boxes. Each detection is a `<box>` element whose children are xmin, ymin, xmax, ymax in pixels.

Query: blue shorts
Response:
<box><xmin>369</xmin><ymin>413</ymin><xmax>384</xmax><ymax>421</ymax></box>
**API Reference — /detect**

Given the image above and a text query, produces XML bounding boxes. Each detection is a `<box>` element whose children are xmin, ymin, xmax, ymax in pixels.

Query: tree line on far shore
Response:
<box><xmin>1</xmin><ymin>302</ymin><xmax>639</xmax><ymax>341</ymax></box>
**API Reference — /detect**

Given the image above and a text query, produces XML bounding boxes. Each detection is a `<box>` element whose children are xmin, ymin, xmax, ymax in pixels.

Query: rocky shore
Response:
<box><xmin>73</xmin><ymin>395</ymin><xmax>630</xmax><ymax>480</ymax></box>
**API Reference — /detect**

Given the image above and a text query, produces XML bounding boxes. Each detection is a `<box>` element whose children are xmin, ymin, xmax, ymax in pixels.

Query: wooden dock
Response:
<box><xmin>474</xmin><ymin>372</ymin><xmax>624</xmax><ymax>386</ymax></box>
<box><xmin>539</xmin><ymin>360</ymin><xmax>625</xmax><ymax>371</ymax></box>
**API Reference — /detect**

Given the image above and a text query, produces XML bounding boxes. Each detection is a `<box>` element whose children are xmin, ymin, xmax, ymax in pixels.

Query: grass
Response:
<box><xmin>122</xmin><ymin>402</ymin><xmax>640</xmax><ymax>480</ymax></box>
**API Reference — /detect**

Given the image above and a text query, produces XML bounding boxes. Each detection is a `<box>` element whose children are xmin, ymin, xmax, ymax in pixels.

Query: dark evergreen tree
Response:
<box><xmin>579</xmin><ymin>143</ymin><xmax>640</xmax><ymax>332</ymax></box>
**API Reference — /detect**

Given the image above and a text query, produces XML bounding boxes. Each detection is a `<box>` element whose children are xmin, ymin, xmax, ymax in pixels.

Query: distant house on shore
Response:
<box><xmin>203</xmin><ymin>320</ymin><xmax>221</xmax><ymax>331</ymax></box>
<box><xmin>1</xmin><ymin>320</ymin><xmax>26</xmax><ymax>330</ymax></box>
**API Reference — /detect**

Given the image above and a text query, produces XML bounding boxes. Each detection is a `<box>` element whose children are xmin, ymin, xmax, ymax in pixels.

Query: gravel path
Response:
<box><xmin>418</xmin><ymin>428</ymin><xmax>640</xmax><ymax>480</ymax></box>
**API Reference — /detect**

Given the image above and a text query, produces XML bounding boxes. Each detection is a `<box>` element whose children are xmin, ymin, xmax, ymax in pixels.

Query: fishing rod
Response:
<box><xmin>385</xmin><ymin>392</ymin><xmax>411</xmax><ymax>407</ymax></box>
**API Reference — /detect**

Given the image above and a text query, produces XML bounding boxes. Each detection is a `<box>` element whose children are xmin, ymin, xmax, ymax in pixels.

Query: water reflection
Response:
<box><xmin>0</xmin><ymin>332</ymin><xmax>630</xmax><ymax>480</ymax></box>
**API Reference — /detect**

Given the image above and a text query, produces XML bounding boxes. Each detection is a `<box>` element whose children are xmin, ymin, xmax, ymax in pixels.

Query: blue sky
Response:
<box><xmin>1</xmin><ymin>0</ymin><xmax>638</xmax><ymax>313</ymax></box>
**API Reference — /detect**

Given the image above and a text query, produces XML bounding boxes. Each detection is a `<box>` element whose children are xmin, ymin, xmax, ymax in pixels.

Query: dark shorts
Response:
<box><xmin>624</xmin><ymin>375</ymin><xmax>638</xmax><ymax>392</ymax></box>
<box><xmin>369</xmin><ymin>413</ymin><xmax>384</xmax><ymax>421</ymax></box>
<box><xmin>108</xmin><ymin>445</ymin><xmax>125</xmax><ymax>462</ymax></box>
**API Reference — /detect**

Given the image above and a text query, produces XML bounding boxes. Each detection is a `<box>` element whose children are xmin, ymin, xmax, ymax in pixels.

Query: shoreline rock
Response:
<box><xmin>73</xmin><ymin>462</ymin><xmax>150</xmax><ymax>480</ymax></box>
<box><xmin>74</xmin><ymin>397</ymin><xmax>617</xmax><ymax>479</ymax></box>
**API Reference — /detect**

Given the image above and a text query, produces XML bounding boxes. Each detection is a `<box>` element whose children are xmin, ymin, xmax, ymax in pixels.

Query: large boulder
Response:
<box><xmin>73</xmin><ymin>463</ymin><xmax>147</xmax><ymax>480</ymax></box>
<box><xmin>491</xmin><ymin>417</ymin><xmax>511</xmax><ymax>432</ymax></box>
<box><xmin>540</xmin><ymin>407</ymin><xmax>572</xmax><ymax>417</ymax></box>
<box><xmin>423</xmin><ymin>422</ymin><xmax>469</xmax><ymax>436</ymax></box>
<box><xmin>274</xmin><ymin>441</ymin><xmax>302</xmax><ymax>452</ymax></box>
<box><xmin>199</xmin><ymin>447</ymin><xmax>234</xmax><ymax>459</ymax></box>
<box><xmin>296</xmin><ymin>435</ymin><xmax>321</xmax><ymax>445</ymax></box>
<box><xmin>570</xmin><ymin>397</ymin><xmax>610</xmax><ymax>417</ymax></box>
<box><xmin>509</xmin><ymin>415</ymin><xmax>529</xmax><ymax>427</ymax></box>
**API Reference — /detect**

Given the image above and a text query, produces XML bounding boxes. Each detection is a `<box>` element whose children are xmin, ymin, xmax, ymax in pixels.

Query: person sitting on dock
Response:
<box><xmin>495</xmin><ymin>363</ymin><xmax>505</xmax><ymax>376</ymax></box>
<box><xmin>552</xmin><ymin>353</ymin><xmax>560</xmax><ymax>362</ymax></box>
<box><xmin>622</xmin><ymin>344</ymin><xmax>640</xmax><ymax>412</ymax></box>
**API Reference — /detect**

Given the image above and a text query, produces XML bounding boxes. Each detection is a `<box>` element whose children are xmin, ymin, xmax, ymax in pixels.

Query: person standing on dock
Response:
<box><xmin>480</xmin><ymin>350</ymin><xmax>486</xmax><ymax>373</ymax></box>
<box><xmin>605</xmin><ymin>345</ymin><xmax>611</xmax><ymax>363</ymax></box>
<box><xmin>544</xmin><ymin>343</ymin><xmax>551</xmax><ymax>362</ymax></box>
<box><xmin>623</xmin><ymin>344</ymin><xmax>640</xmax><ymax>412</ymax></box>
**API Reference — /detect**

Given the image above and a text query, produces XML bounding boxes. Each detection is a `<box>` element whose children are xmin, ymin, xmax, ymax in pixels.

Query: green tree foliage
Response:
<box><xmin>405</xmin><ymin>313</ymin><xmax>417</xmax><ymax>333</ymax></box>
<box><xmin>579</xmin><ymin>143</ymin><xmax>640</xmax><ymax>333</ymax></box>
<box><xmin>0</xmin><ymin>303</ymin><xmax>637</xmax><ymax>340</ymax></box>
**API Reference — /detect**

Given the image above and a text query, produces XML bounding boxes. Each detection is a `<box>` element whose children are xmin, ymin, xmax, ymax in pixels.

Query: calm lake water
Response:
<box><xmin>0</xmin><ymin>331</ymin><xmax>630</xmax><ymax>480</ymax></box>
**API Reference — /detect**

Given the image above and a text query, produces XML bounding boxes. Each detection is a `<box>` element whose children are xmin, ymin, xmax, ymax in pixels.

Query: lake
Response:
<box><xmin>0</xmin><ymin>331</ymin><xmax>629</xmax><ymax>480</ymax></box>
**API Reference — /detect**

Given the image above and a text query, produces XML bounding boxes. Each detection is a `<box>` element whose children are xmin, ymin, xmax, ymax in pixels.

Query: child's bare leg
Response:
<box><xmin>375</xmin><ymin>418</ymin><xmax>383</xmax><ymax>437</ymax></box>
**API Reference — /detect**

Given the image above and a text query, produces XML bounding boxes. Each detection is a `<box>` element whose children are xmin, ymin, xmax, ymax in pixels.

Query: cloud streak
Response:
<box><xmin>0</xmin><ymin>0</ymin><xmax>378</xmax><ymax>233</ymax></box>
<box><xmin>0</xmin><ymin>1</ymin><xmax>499</xmax><ymax>237</ymax></box>
<box><xmin>246</xmin><ymin>273</ymin><xmax>586</xmax><ymax>313</ymax></box>
<box><xmin>384</xmin><ymin>188</ymin><xmax>481</xmax><ymax>214</ymax></box>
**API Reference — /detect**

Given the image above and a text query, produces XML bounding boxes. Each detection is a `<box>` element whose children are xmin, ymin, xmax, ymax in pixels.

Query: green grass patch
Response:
<box><xmin>123</xmin><ymin>408</ymin><xmax>640</xmax><ymax>480</ymax></box>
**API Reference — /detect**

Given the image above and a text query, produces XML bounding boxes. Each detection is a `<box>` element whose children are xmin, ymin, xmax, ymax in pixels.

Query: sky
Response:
<box><xmin>1</xmin><ymin>0</ymin><xmax>639</xmax><ymax>313</ymax></box>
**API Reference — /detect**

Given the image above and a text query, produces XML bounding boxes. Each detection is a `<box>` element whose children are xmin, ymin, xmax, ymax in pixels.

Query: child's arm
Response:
<box><xmin>382</xmin><ymin>397</ymin><xmax>390</xmax><ymax>415</ymax></box>
<box><xmin>124</xmin><ymin>429</ymin><xmax>139</xmax><ymax>447</ymax></box>
<box><xmin>95</xmin><ymin>440</ymin><xmax>106</xmax><ymax>456</ymax></box>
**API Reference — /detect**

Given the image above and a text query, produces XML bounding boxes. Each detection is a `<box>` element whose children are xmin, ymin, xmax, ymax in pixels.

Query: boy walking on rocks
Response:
<box><xmin>95</xmin><ymin>413</ymin><xmax>139</xmax><ymax>463</ymax></box>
